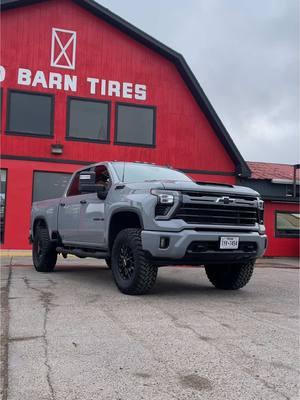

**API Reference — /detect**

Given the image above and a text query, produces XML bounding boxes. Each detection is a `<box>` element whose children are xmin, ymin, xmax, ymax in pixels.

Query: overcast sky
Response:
<box><xmin>98</xmin><ymin>0</ymin><xmax>299</xmax><ymax>164</ymax></box>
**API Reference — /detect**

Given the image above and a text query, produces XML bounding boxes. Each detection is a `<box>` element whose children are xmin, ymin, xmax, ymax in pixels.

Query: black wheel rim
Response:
<box><xmin>118</xmin><ymin>244</ymin><xmax>135</xmax><ymax>280</ymax></box>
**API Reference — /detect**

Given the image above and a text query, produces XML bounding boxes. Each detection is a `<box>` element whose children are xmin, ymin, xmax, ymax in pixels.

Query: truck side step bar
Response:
<box><xmin>56</xmin><ymin>247</ymin><xmax>109</xmax><ymax>259</ymax></box>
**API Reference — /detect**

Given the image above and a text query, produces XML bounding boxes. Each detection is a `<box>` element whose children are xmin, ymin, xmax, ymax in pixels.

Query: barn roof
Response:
<box><xmin>1</xmin><ymin>0</ymin><xmax>251</xmax><ymax>177</ymax></box>
<box><xmin>248</xmin><ymin>162</ymin><xmax>300</xmax><ymax>181</ymax></box>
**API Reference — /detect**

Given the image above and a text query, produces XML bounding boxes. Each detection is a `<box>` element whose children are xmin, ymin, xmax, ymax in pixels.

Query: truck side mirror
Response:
<box><xmin>79</xmin><ymin>171</ymin><xmax>108</xmax><ymax>199</ymax></box>
<box><xmin>79</xmin><ymin>171</ymin><xmax>96</xmax><ymax>193</ymax></box>
<box><xmin>97</xmin><ymin>185</ymin><xmax>108</xmax><ymax>200</ymax></box>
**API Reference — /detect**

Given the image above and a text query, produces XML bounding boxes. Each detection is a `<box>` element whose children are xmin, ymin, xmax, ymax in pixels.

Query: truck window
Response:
<box><xmin>67</xmin><ymin>173</ymin><xmax>81</xmax><ymax>196</ymax></box>
<box><xmin>66</xmin><ymin>166</ymin><xmax>111</xmax><ymax>196</ymax></box>
<box><xmin>94</xmin><ymin>165</ymin><xmax>111</xmax><ymax>189</ymax></box>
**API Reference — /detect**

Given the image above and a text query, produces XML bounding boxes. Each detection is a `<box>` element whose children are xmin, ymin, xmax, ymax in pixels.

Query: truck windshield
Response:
<box><xmin>112</xmin><ymin>162</ymin><xmax>192</xmax><ymax>183</ymax></box>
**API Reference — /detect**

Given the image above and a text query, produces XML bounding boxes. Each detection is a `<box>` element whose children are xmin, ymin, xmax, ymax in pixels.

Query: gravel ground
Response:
<box><xmin>1</xmin><ymin>257</ymin><xmax>299</xmax><ymax>400</ymax></box>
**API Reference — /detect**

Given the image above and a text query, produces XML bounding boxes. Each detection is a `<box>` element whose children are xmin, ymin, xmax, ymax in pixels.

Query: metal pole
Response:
<box><xmin>293</xmin><ymin>165</ymin><xmax>296</xmax><ymax>198</ymax></box>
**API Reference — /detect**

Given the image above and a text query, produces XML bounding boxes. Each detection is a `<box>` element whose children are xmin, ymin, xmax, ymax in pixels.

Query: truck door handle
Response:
<box><xmin>60</xmin><ymin>203</ymin><xmax>65</xmax><ymax>207</ymax></box>
<box><xmin>80</xmin><ymin>200</ymin><xmax>87</xmax><ymax>204</ymax></box>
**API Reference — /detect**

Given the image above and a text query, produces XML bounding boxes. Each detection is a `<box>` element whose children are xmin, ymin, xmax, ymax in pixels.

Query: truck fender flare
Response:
<box><xmin>108</xmin><ymin>207</ymin><xmax>144</xmax><ymax>230</ymax></box>
<box><xmin>32</xmin><ymin>216</ymin><xmax>51</xmax><ymax>239</ymax></box>
<box><xmin>107</xmin><ymin>208</ymin><xmax>144</xmax><ymax>250</ymax></box>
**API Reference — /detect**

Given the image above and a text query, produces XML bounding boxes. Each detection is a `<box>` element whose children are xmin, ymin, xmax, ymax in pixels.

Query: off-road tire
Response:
<box><xmin>111</xmin><ymin>228</ymin><xmax>157</xmax><ymax>295</ymax></box>
<box><xmin>205</xmin><ymin>261</ymin><xmax>255</xmax><ymax>290</ymax></box>
<box><xmin>32</xmin><ymin>225</ymin><xmax>57</xmax><ymax>272</ymax></box>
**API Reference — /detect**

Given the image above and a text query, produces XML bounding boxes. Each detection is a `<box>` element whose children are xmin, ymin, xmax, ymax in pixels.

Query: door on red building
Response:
<box><xmin>0</xmin><ymin>169</ymin><xmax>7</xmax><ymax>244</ymax></box>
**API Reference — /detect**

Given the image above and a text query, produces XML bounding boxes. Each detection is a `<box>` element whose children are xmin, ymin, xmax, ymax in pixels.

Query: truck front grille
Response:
<box><xmin>174</xmin><ymin>192</ymin><xmax>259</xmax><ymax>226</ymax></box>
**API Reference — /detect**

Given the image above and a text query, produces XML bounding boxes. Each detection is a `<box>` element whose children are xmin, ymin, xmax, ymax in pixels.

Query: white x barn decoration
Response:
<box><xmin>50</xmin><ymin>28</ymin><xmax>77</xmax><ymax>70</ymax></box>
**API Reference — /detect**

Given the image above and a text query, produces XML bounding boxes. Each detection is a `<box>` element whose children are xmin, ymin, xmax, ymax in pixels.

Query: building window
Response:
<box><xmin>67</xmin><ymin>97</ymin><xmax>110</xmax><ymax>142</ymax></box>
<box><xmin>115</xmin><ymin>103</ymin><xmax>155</xmax><ymax>147</ymax></box>
<box><xmin>0</xmin><ymin>169</ymin><xmax>7</xmax><ymax>243</ymax></box>
<box><xmin>33</xmin><ymin>172</ymin><xmax>72</xmax><ymax>202</ymax></box>
<box><xmin>6</xmin><ymin>90</ymin><xmax>54</xmax><ymax>137</ymax></box>
<box><xmin>275</xmin><ymin>211</ymin><xmax>300</xmax><ymax>238</ymax></box>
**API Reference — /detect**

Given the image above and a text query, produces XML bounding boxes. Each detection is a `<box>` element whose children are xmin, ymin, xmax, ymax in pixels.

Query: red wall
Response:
<box><xmin>264</xmin><ymin>201</ymin><xmax>299</xmax><ymax>257</ymax></box>
<box><xmin>0</xmin><ymin>0</ymin><xmax>236</xmax><ymax>174</ymax></box>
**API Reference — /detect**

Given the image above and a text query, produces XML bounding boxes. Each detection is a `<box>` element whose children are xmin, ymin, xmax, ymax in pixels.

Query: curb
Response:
<box><xmin>0</xmin><ymin>251</ymin><xmax>32</xmax><ymax>257</ymax></box>
<box><xmin>0</xmin><ymin>250</ymin><xmax>80</xmax><ymax>258</ymax></box>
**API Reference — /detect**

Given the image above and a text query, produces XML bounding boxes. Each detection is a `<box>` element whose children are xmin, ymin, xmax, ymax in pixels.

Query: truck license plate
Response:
<box><xmin>220</xmin><ymin>237</ymin><xmax>239</xmax><ymax>250</ymax></box>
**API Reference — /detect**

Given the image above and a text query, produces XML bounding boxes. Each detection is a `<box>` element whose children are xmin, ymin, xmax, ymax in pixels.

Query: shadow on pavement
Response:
<box><xmin>46</xmin><ymin>264</ymin><xmax>255</xmax><ymax>299</ymax></box>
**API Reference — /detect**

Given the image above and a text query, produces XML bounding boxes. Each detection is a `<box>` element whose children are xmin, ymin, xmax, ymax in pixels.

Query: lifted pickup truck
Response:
<box><xmin>30</xmin><ymin>162</ymin><xmax>267</xmax><ymax>295</ymax></box>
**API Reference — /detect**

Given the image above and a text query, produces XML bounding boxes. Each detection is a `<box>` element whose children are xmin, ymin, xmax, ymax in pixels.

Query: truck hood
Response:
<box><xmin>159</xmin><ymin>180</ymin><xmax>260</xmax><ymax>197</ymax></box>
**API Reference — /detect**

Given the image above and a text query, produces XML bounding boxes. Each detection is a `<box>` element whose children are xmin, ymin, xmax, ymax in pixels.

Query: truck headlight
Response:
<box><xmin>257</xmin><ymin>198</ymin><xmax>264</xmax><ymax>224</ymax></box>
<box><xmin>258</xmin><ymin>199</ymin><xmax>264</xmax><ymax>210</ymax></box>
<box><xmin>151</xmin><ymin>190</ymin><xmax>179</xmax><ymax>205</ymax></box>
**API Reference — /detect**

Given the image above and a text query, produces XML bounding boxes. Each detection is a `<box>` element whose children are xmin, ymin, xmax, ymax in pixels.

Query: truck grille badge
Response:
<box><xmin>216</xmin><ymin>196</ymin><xmax>234</xmax><ymax>205</ymax></box>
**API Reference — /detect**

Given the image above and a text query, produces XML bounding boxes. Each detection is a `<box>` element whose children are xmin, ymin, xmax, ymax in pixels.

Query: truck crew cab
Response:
<box><xmin>30</xmin><ymin>162</ymin><xmax>267</xmax><ymax>295</ymax></box>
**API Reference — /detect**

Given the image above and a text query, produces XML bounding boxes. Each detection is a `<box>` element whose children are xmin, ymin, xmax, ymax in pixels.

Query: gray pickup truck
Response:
<box><xmin>30</xmin><ymin>161</ymin><xmax>267</xmax><ymax>295</ymax></box>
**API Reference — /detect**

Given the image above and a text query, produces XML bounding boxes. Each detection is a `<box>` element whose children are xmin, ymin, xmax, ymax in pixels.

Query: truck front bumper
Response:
<box><xmin>141</xmin><ymin>230</ymin><xmax>267</xmax><ymax>266</ymax></box>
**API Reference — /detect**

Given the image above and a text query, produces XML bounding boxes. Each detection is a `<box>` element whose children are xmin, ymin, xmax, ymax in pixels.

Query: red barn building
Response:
<box><xmin>0</xmin><ymin>0</ymin><xmax>298</xmax><ymax>257</ymax></box>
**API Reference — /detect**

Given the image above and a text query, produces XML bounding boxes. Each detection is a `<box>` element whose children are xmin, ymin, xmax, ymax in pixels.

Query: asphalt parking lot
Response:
<box><xmin>1</xmin><ymin>257</ymin><xmax>299</xmax><ymax>400</ymax></box>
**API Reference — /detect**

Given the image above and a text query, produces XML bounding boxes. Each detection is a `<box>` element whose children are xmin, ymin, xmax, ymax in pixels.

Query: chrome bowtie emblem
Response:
<box><xmin>216</xmin><ymin>196</ymin><xmax>234</xmax><ymax>204</ymax></box>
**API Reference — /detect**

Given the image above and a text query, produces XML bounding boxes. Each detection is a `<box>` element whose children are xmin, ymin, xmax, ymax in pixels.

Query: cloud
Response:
<box><xmin>98</xmin><ymin>0</ymin><xmax>299</xmax><ymax>164</ymax></box>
